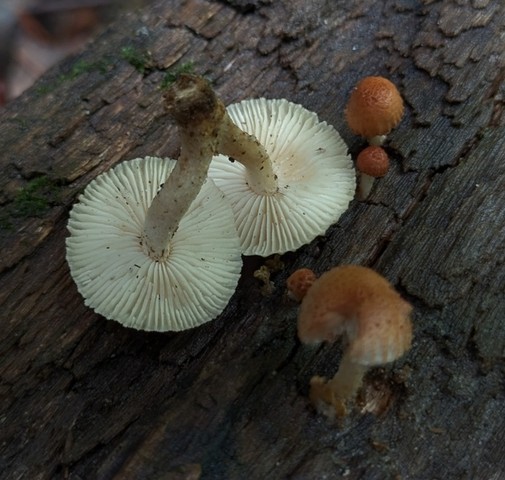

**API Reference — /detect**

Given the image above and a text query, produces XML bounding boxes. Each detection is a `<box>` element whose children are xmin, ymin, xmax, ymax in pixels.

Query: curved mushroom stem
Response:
<box><xmin>218</xmin><ymin>115</ymin><xmax>278</xmax><ymax>194</ymax></box>
<box><xmin>309</xmin><ymin>352</ymin><xmax>367</xmax><ymax>417</ymax></box>
<box><xmin>142</xmin><ymin>75</ymin><xmax>225</xmax><ymax>260</ymax></box>
<box><xmin>142</xmin><ymin>74</ymin><xmax>279</xmax><ymax>259</ymax></box>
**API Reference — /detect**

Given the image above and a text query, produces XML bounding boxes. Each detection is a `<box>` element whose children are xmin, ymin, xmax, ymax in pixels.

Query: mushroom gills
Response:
<box><xmin>209</xmin><ymin>98</ymin><xmax>356</xmax><ymax>256</ymax></box>
<box><xmin>66</xmin><ymin>156</ymin><xmax>242</xmax><ymax>332</ymax></box>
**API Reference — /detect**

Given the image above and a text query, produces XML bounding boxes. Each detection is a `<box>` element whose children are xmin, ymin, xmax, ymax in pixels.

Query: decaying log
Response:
<box><xmin>1</xmin><ymin>0</ymin><xmax>504</xmax><ymax>479</ymax></box>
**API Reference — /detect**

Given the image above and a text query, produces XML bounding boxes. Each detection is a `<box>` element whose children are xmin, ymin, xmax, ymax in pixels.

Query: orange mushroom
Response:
<box><xmin>355</xmin><ymin>145</ymin><xmax>390</xmax><ymax>200</ymax></box>
<box><xmin>286</xmin><ymin>268</ymin><xmax>317</xmax><ymax>302</ymax></box>
<box><xmin>297</xmin><ymin>265</ymin><xmax>412</xmax><ymax>418</ymax></box>
<box><xmin>345</xmin><ymin>76</ymin><xmax>404</xmax><ymax>145</ymax></box>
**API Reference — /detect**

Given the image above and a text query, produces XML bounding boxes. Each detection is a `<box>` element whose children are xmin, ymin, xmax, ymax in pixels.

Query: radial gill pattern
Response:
<box><xmin>209</xmin><ymin>98</ymin><xmax>355</xmax><ymax>256</ymax></box>
<box><xmin>66</xmin><ymin>156</ymin><xmax>241</xmax><ymax>332</ymax></box>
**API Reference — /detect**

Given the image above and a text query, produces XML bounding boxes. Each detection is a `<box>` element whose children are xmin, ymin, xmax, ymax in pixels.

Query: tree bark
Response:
<box><xmin>1</xmin><ymin>0</ymin><xmax>504</xmax><ymax>479</ymax></box>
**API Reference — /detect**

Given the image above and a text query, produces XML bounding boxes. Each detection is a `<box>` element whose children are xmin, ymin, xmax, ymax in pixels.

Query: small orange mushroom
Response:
<box><xmin>286</xmin><ymin>268</ymin><xmax>317</xmax><ymax>302</ymax></box>
<box><xmin>345</xmin><ymin>76</ymin><xmax>404</xmax><ymax>145</ymax></box>
<box><xmin>297</xmin><ymin>265</ymin><xmax>412</xmax><ymax>418</ymax></box>
<box><xmin>355</xmin><ymin>146</ymin><xmax>390</xmax><ymax>200</ymax></box>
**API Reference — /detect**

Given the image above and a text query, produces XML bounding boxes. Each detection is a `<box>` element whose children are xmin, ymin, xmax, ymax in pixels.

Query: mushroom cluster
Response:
<box><xmin>293</xmin><ymin>264</ymin><xmax>413</xmax><ymax>419</ymax></box>
<box><xmin>67</xmin><ymin>74</ymin><xmax>357</xmax><ymax>331</ymax></box>
<box><xmin>345</xmin><ymin>76</ymin><xmax>404</xmax><ymax>199</ymax></box>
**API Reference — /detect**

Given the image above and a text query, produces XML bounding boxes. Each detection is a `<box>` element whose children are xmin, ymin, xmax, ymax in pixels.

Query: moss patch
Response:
<box><xmin>120</xmin><ymin>46</ymin><xmax>152</xmax><ymax>74</ymax></box>
<box><xmin>8</xmin><ymin>117</ymin><xmax>30</xmax><ymax>130</ymax></box>
<box><xmin>0</xmin><ymin>176</ymin><xmax>62</xmax><ymax>231</ymax></box>
<box><xmin>35</xmin><ymin>58</ymin><xmax>112</xmax><ymax>95</ymax></box>
<box><xmin>13</xmin><ymin>176</ymin><xmax>61</xmax><ymax>218</ymax></box>
<box><xmin>60</xmin><ymin>59</ymin><xmax>110</xmax><ymax>82</ymax></box>
<box><xmin>160</xmin><ymin>62</ymin><xmax>195</xmax><ymax>89</ymax></box>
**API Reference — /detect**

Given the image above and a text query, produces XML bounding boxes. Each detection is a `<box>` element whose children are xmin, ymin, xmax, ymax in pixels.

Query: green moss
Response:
<box><xmin>0</xmin><ymin>216</ymin><xmax>13</xmax><ymax>232</ymax></box>
<box><xmin>0</xmin><ymin>176</ymin><xmax>61</xmax><ymax>232</ymax></box>
<box><xmin>35</xmin><ymin>84</ymin><xmax>55</xmax><ymax>95</ymax></box>
<box><xmin>9</xmin><ymin>117</ymin><xmax>30</xmax><ymax>129</ymax></box>
<box><xmin>12</xmin><ymin>176</ymin><xmax>59</xmax><ymax>218</ymax></box>
<box><xmin>35</xmin><ymin>57</ymin><xmax>112</xmax><ymax>95</ymax></box>
<box><xmin>59</xmin><ymin>59</ymin><xmax>110</xmax><ymax>82</ymax></box>
<box><xmin>120</xmin><ymin>46</ymin><xmax>152</xmax><ymax>74</ymax></box>
<box><xmin>160</xmin><ymin>62</ymin><xmax>195</xmax><ymax>89</ymax></box>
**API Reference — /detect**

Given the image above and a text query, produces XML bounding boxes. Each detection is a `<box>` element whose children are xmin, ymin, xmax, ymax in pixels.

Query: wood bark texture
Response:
<box><xmin>1</xmin><ymin>0</ymin><xmax>504</xmax><ymax>479</ymax></box>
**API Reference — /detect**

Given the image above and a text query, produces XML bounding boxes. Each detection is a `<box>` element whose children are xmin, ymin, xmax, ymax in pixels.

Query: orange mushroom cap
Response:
<box><xmin>356</xmin><ymin>146</ymin><xmax>389</xmax><ymax>178</ymax></box>
<box><xmin>286</xmin><ymin>268</ymin><xmax>317</xmax><ymax>302</ymax></box>
<box><xmin>297</xmin><ymin>265</ymin><xmax>412</xmax><ymax>366</ymax></box>
<box><xmin>345</xmin><ymin>76</ymin><xmax>404</xmax><ymax>139</ymax></box>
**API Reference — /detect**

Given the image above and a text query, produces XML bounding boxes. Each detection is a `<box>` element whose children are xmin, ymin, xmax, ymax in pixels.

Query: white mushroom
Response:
<box><xmin>66</xmin><ymin>75</ymin><xmax>242</xmax><ymax>331</ymax></box>
<box><xmin>66</xmin><ymin>157</ymin><xmax>241</xmax><ymax>331</ymax></box>
<box><xmin>209</xmin><ymin>98</ymin><xmax>356</xmax><ymax>256</ymax></box>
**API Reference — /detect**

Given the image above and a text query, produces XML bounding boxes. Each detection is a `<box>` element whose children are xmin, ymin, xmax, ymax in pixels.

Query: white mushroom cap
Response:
<box><xmin>209</xmin><ymin>98</ymin><xmax>355</xmax><ymax>256</ymax></box>
<box><xmin>66</xmin><ymin>156</ymin><xmax>242</xmax><ymax>332</ymax></box>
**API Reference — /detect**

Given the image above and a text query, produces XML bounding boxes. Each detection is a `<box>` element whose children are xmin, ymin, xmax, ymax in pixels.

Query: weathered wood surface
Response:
<box><xmin>1</xmin><ymin>0</ymin><xmax>505</xmax><ymax>478</ymax></box>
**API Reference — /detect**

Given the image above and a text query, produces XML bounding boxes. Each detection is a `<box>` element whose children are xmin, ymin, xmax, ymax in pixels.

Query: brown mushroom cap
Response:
<box><xmin>297</xmin><ymin>265</ymin><xmax>412</xmax><ymax>366</ymax></box>
<box><xmin>356</xmin><ymin>146</ymin><xmax>389</xmax><ymax>178</ymax></box>
<box><xmin>286</xmin><ymin>268</ymin><xmax>317</xmax><ymax>301</ymax></box>
<box><xmin>345</xmin><ymin>76</ymin><xmax>404</xmax><ymax>139</ymax></box>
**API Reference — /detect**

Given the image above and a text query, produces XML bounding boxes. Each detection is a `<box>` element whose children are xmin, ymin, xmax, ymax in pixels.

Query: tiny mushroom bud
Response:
<box><xmin>355</xmin><ymin>146</ymin><xmax>390</xmax><ymax>200</ymax></box>
<box><xmin>297</xmin><ymin>265</ymin><xmax>412</xmax><ymax>418</ymax></box>
<box><xmin>345</xmin><ymin>76</ymin><xmax>404</xmax><ymax>145</ymax></box>
<box><xmin>286</xmin><ymin>268</ymin><xmax>317</xmax><ymax>302</ymax></box>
